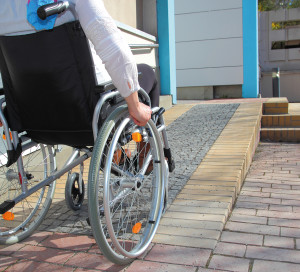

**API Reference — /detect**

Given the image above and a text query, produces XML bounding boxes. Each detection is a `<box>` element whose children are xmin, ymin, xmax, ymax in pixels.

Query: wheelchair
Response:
<box><xmin>0</xmin><ymin>2</ymin><xmax>174</xmax><ymax>265</ymax></box>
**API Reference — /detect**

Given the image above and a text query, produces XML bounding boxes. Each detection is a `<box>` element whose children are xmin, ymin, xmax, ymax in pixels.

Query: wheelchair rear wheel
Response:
<box><xmin>0</xmin><ymin>142</ymin><xmax>56</xmax><ymax>244</ymax></box>
<box><xmin>88</xmin><ymin>105</ymin><xmax>165</xmax><ymax>265</ymax></box>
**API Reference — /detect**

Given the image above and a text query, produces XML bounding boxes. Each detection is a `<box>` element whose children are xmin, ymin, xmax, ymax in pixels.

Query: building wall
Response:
<box><xmin>102</xmin><ymin>0</ymin><xmax>142</xmax><ymax>30</ymax></box>
<box><xmin>261</xmin><ymin>71</ymin><xmax>300</xmax><ymax>102</ymax></box>
<box><xmin>101</xmin><ymin>0</ymin><xmax>158</xmax><ymax>70</ymax></box>
<box><xmin>259</xmin><ymin>8</ymin><xmax>300</xmax><ymax>102</ymax></box>
<box><xmin>259</xmin><ymin>8</ymin><xmax>300</xmax><ymax>71</ymax></box>
<box><xmin>175</xmin><ymin>0</ymin><xmax>243</xmax><ymax>99</ymax></box>
<box><xmin>103</xmin><ymin>0</ymin><xmax>157</xmax><ymax>37</ymax></box>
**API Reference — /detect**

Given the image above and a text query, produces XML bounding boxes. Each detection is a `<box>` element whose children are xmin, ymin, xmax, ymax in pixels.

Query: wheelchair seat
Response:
<box><xmin>0</xmin><ymin>21</ymin><xmax>104</xmax><ymax>146</ymax></box>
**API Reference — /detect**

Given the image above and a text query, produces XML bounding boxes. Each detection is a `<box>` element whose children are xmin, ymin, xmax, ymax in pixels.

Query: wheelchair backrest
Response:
<box><xmin>0</xmin><ymin>21</ymin><xmax>98</xmax><ymax>146</ymax></box>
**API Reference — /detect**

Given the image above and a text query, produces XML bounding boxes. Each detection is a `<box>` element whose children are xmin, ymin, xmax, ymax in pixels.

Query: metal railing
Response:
<box><xmin>129</xmin><ymin>44</ymin><xmax>159</xmax><ymax>49</ymax></box>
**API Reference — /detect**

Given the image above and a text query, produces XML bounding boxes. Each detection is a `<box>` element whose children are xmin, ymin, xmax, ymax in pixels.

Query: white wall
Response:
<box><xmin>103</xmin><ymin>0</ymin><xmax>141</xmax><ymax>30</ymax></box>
<box><xmin>175</xmin><ymin>0</ymin><xmax>243</xmax><ymax>88</ymax></box>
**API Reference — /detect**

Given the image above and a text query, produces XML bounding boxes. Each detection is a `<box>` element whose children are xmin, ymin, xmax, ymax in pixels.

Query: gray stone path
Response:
<box><xmin>38</xmin><ymin>103</ymin><xmax>239</xmax><ymax>235</ymax></box>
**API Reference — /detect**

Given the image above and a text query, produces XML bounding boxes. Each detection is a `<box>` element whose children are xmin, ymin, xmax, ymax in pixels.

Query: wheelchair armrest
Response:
<box><xmin>95</xmin><ymin>72</ymin><xmax>143</xmax><ymax>94</ymax></box>
<box><xmin>95</xmin><ymin>81</ymin><xmax>116</xmax><ymax>94</ymax></box>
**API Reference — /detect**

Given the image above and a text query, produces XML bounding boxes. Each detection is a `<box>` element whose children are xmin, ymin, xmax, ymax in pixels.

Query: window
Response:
<box><xmin>271</xmin><ymin>39</ymin><xmax>300</xmax><ymax>49</ymax></box>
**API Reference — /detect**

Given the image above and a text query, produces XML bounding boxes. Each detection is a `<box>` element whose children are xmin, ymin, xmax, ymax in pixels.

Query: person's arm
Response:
<box><xmin>75</xmin><ymin>0</ymin><xmax>151</xmax><ymax>126</ymax></box>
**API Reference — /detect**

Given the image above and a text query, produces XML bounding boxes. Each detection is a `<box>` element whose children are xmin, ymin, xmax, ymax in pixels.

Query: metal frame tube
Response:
<box><xmin>0</xmin><ymin>98</ymin><xmax>13</xmax><ymax>151</ymax></box>
<box><xmin>92</xmin><ymin>88</ymin><xmax>151</xmax><ymax>140</ymax></box>
<box><xmin>13</xmin><ymin>151</ymin><xmax>92</xmax><ymax>204</ymax></box>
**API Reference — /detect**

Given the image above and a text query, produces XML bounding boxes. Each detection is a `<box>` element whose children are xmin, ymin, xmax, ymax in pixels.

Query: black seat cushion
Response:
<box><xmin>0</xmin><ymin>21</ymin><xmax>99</xmax><ymax>146</ymax></box>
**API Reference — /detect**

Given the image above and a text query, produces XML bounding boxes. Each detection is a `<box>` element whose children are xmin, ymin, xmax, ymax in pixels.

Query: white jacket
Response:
<box><xmin>0</xmin><ymin>0</ymin><xmax>140</xmax><ymax>97</ymax></box>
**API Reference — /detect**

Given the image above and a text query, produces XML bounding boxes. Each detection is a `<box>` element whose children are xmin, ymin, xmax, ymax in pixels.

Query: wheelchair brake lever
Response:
<box><xmin>152</xmin><ymin>107</ymin><xmax>165</xmax><ymax>124</ymax></box>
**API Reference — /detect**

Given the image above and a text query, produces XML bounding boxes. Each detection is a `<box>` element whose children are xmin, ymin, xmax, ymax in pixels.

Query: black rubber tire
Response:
<box><xmin>65</xmin><ymin>172</ymin><xmax>85</xmax><ymax>211</ymax></box>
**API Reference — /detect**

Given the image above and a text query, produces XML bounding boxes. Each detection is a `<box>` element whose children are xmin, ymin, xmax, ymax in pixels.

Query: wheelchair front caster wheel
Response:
<box><xmin>65</xmin><ymin>172</ymin><xmax>85</xmax><ymax>211</ymax></box>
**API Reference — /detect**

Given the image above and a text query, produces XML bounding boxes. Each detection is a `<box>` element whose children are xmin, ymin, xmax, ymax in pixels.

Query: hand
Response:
<box><xmin>125</xmin><ymin>91</ymin><xmax>152</xmax><ymax>126</ymax></box>
<box><xmin>129</xmin><ymin>102</ymin><xmax>152</xmax><ymax>126</ymax></box>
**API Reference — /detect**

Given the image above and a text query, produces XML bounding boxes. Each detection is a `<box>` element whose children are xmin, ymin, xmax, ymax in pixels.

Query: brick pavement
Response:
<box><xmin>2</xmin><ymin>100</ymin><xmax>300</xmax><ymax>272</ymax></box>
<box><xmin>208</xmin><ymin>142</ymin><xmax>300</xmax><ymax>272</ymax></box>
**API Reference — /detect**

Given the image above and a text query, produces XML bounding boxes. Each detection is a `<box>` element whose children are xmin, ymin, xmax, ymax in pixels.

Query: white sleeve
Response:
<box><xmin>75</xmin><ymin>0</ymin><xmax>140</xmax><ymax>98</ymax></box>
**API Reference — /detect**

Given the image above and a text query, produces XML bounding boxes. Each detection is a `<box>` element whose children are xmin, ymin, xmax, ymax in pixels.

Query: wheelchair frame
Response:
<box><xmin>0</xmin><ymin>87</ymin><xmax>173</xmax><ymax>264</ymax></box>
<box><xmin>0</xmin><ymin>1</ymin><xmax>174</xmax><ymax>264</ymax></box>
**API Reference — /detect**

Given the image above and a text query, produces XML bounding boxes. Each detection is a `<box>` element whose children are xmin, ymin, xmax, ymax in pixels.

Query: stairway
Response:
<box><xmin>260</xmin><ymin>98</ymin><xmax>300</xmax><ymax>142</ymax></box>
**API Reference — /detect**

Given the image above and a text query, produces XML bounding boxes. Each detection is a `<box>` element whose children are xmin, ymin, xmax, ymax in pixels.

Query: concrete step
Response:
<box><xmin>261</xmin><ymin>100</ymin><xmax>300</xmax><ymax>142</ymax></box>
<box><xmin>263</xmin><ymin>97</ymin><xmax>289</xmax><ymax>115</ymax></box>
<box><xmin>260</xmin><ymin>127</ymin><xmax>300</xmax><ymax>142</ymax></box>
<box><xmin>159</xmin><ymin>95</ymin><xmax>173</xmax><ymax>110</ymax></box>
<box><xmin>261</xmin><ymin>114</ymin><xmax>300</xmax><ymax>128</ymax></box>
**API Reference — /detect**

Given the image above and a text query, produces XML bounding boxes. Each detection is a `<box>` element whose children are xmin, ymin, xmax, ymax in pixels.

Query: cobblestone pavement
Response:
<box><xmin>37</xmin><ymin>103</ymin><xmax>239</xmax><ymax>235</ymax></box>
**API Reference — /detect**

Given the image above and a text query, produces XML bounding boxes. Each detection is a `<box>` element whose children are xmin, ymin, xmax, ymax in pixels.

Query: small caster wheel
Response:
<box><xmin>65</xmin><ymin>172</ymin><xmax>85</xmax><ymax>211</ymax></box>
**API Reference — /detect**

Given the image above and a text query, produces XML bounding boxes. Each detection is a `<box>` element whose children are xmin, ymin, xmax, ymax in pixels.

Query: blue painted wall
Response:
<box><xmin>156</xmin><ymin>0</ymin><xmax>177</xmax><ymax>104</ymax></box>
<box><xmin>242</xmin><ymin>0</ymin><xmax>259</xmax><ymax>98</ymax></box>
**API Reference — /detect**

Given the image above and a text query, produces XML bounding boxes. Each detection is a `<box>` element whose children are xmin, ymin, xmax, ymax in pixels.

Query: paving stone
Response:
<box><xmin>172</xmin><ymin>199</ymin><xmax>231</xmax><ymax>209</ymax></box>
<box><xmin>156</xmin><ymin>225</ymin><xmax>220</xmax><ymax>240</ymax></box>
<box><xmin>126</xmin><ymin>260</ymin><xmax>197</xmax><ymax>272</ymax></box>
<box><xmin>214</xmin><ymin>242</ymin><xmax>246</xmax><ymax>257</ymax></box>
<box><xmin>235</xmin><ymin>201</ymin><xmax>269</xmax><ymax>210</ymax></box>
<box><xmin>153</xmin><ymin>234</ymin><xmax>217</xmax><ymax>249</ymax></box>
<box><xmin>268</xmin><ymin>218</ymin><xmax>300</xmax><ymax>228</ymax></box>
<box><xmin>232</xmin><ymin>208</ymin><xmax>257</xmax><ymax>216</ymax></box>
<box><xmin>22</xmin><ymin>232</ymin><xmax>53</xmax><ymax>246</ymax></box>
<box><xmin>220</xmin><ymin>231</ymin><xmax>263</xmax><ymax>246</ymax></box>
<box><xmin>238</xmin><ymin>195</ymin><xmax>281</xmax><ymax>205</ymax></box>
<box><xmin>163</xmin><ymin>211</ymin><xmax>226</xmax><ymax>223</ymax></box>
<box><xmin>65</xmin><ymin>252</ymin><xmax>124</xmax><ymax>271</ymax></box>
<box><xmin>5</xmin><ymin>260</ymin><xmax>74</xmax><ymax>272</ymax></box>
<box><xmin>258</xmin><ymin>210</ymin><xmax>300</xmax><ymax>220</ymax></box>
<box><xmin>168</xmin><ymin>204</ymin><xmax>229</xmax><ymax>217</ymax></box>
<box><xmin>208</xmin><ymin>255</ymin><xmax>250</xmax><ymax>272</ymax></box>
<box><xmin>269</xmin><ymin>204</ymin><xmax>293</xmax><ymax>212</ymax></box>
<box><xmin>296</xmin><ymin>239</ymin><xmax>300</xmax><ymax>249</ymax></box>
<box><xmin>11</xmin><ymin>245</ymin><xmax>74</xmax><ymax>264</ymax></box>
<box><xmin>0</xmin><ymin>255</ymin><xmax>19</xmax><ymax>271</ymax></box>
<box><xmin>159</xmin><ymin>218</ymin><xmax>224</xmax><ymax>231</ymax></box>
<box><xmin>0</xmin><ymin>243</ymin><xmax>25</xmax><ymax>256</ymax></box>
<box><xmin>229</xmin><ymin>214</ymin><xmax>268</xmax><ymax>225</ymax></box>
<box><xmin>246</xmin><ymin>245</ymin><xmax>300</xmax><ymax>263</ymax></box>
<box><xmin>252</xmin><ymin>260</ymin><xmax>300</xmax><ymax>272</ymax></box>
<box><xmin>145</xmin><ymin>244</ymin><xmax>211</xmax><ymax>267</ymax></box>
<box><xmin>40</xmin><ymin>233</ymin><xmax>94</xmax><ymax>252</ymax></box>
<box><xmin>264</xmin><ymin>235</ymin><xmax>294</xmax><ymax>249</ymax></box>
<box><xmin>281</xmin><ymin>227</ymin><xmax>300</xmax><ymax>238</ymax></box>
<box><xmin>176</xmin><ymin>193</ymin><xmax>233</xmax><ymax>203</ymax></box>
<box><xmin>225</xmin><ymin>222</ymin><xmax>280</xmax><ymax>236</ymax></box>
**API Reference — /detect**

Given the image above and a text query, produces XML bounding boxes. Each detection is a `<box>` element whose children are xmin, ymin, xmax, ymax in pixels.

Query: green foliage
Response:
<box><xmin>258</xmin><ymin>0</ymin><xmax>300</xmax><ymax>11</ymax></box>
